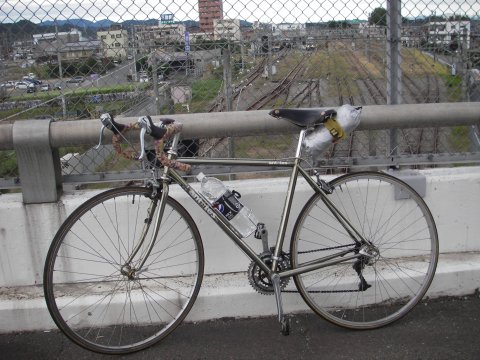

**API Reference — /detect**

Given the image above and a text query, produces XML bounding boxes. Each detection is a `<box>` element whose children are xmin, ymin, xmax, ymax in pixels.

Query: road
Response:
<box><xmin>1</xmin><ymin>294</ymin><xmax>479</xmax><ymax>359</ymax></box>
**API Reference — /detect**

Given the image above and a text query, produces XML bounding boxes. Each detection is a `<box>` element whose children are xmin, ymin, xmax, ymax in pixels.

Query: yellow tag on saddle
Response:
<box><xmin>324</xmin><ymin>117</ymin><xmax>346</xmax><ymax>143</ymax></box>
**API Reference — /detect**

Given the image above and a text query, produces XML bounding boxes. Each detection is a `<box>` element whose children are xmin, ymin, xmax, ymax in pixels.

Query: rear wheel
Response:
<box><xmin>290</xmin><ymin>172</ymin><xmax>438</xmax><ymax>329</ymax></box>
<box><xmin>44</xmin><ymin>186</ymin><xmax>204</xmax><ymax>354</ymax></box>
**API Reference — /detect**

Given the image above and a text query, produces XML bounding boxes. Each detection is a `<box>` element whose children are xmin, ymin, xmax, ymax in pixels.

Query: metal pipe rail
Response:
<box><xmin>1</xmin><ymin>102</ymin><xmax>480</xmax><ymax>150</ymax></box>
<box><xmin>1</xmin><ymin>102</ymin><xmax>479</xmax><ymax>204</ymax></box>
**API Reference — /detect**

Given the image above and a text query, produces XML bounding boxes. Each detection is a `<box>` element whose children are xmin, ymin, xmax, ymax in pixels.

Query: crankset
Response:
<box><xmin>247</xmin><ymin>251</ymin><xmax>291</xmax><ymax>295</ymax></box>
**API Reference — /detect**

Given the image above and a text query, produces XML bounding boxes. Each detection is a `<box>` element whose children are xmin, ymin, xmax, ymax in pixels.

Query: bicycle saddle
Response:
<box><xmin>269</xmin><ymin>108</ymin><xmax>337</xmax><ymax>128</ymax></box>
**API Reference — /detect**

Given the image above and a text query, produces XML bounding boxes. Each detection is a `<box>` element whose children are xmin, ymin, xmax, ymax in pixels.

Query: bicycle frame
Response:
<box><xmin>138</xmin><ymin>129</ymin><xmax>372</xmax><ymax>281</ymax></box>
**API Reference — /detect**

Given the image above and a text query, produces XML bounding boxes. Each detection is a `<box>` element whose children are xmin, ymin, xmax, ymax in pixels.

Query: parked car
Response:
<box><xmin>26</xmin><ymin>84</ymin><xmax>36</xmax><ymax>93</ymax></box>
<box><xmin>15</xmin><ymin>81</ymin><xmax>29</xmax><ymax>89</ymax></box>
<box><xmin>24</xmin><ymin>77</ymin><xmax>42</xmax><ymax>85</ymax></box>
<box><xmin>67</xmin><ymin>76</ymin><xmax>85</xmax><ymax>83</ymax></box>
<box><xmin>40</xmin><ymin>84</ymin><xmax>51</xmax><ymax>91</ymax></box>
<box><xmin>0</xmin><ymin>81</ymin><xmax>15</xmax><ymax>88</ymax></box>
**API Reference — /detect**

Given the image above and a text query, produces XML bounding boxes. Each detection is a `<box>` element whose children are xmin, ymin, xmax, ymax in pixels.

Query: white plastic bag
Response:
<box><xmin>303</xmin><ymin>104</ymin><xmax>362</xmax><ymax>161</ymax></box>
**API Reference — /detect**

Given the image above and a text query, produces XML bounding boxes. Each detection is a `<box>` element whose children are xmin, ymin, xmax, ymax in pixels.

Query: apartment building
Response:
<box><xmin>198</xmin><ymin>0</ymin><xmax>223</xmax><ymax>34</ymax></box>
<box><xmin>97</xmin><ymin>26</ymin><xmax>129</xmax><ymax>59</ymax></box>
<box><xmin>213</xmin><ymin>19</ymin><xmax>241</xmax><ymax>41</ymax></box>
<box><xmin>428</xmin><ymin>20</ymin><xmax>471</xmax><ymax>49</ymax></box>
<box><xmin>134</xmin><ymin>23</ymin><xmax>186</xmax><ymax>51</ymax></box>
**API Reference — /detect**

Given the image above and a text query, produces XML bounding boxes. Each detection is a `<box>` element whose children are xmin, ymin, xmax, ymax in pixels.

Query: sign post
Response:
<box><xmin>185</xmin><ymin>31</ymin><xmax>190</xmax><ymax>53</ymax></box>
<box><xmin>185</xmin><ymin>31</ymin><xmax>190</xmax><ymax>75</ymax></box>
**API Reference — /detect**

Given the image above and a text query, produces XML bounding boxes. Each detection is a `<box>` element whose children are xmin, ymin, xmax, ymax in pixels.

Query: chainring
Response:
<box><xmin>247</xmin><ymin>251</ymin><xmax>291</xmax><ymax>295</ymax></box>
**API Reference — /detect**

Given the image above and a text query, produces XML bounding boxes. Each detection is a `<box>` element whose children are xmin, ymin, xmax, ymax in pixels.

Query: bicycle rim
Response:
<box><xmin>44</xmin><ymin>187</ymin><xmax>204</xmax><ymax>354</ymax></box>
<box><xmin>291</xmin><ymin>172</ymin><xmax>438</xmax><ymax>329</ymax></box>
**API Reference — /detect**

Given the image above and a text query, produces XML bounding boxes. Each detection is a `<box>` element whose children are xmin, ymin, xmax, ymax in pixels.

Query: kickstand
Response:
<box><xmin>271</xmin><ymin>273</ymin><xmax>291</xmax><ymax>335</ymax></box>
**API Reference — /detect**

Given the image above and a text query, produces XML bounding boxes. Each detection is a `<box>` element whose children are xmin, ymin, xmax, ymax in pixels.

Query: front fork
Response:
<box><xmin>120</xmin><ymin>182</ymin><xmax>169</xmax><ymax>279</ymax></box>
<box><xmin>121</xmin><ymin>134</ymin><xmax>183</xmax><ymax>279</ymax></box>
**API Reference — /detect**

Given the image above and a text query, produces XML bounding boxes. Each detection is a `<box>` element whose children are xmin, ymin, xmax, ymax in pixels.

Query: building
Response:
<box><xmin>277</xmin><ymin>23</ymin><xmax>305</xmax><ymax>32</ymax></box>
<box><xmin>152</xmin><ymin>48</ymin><xmax>221</xmax><ymax>77</ymax></box>
<box><xmin>428</xmin><ymin>21</ymin><xmax>471</xmax><ymax>50</ymax></box>
<box><xmin>33</xmin><ymin>40</ymin><xmax>101</xmax><ymax>61</ymax></box>
<box><xmin>12</xmin><ymin>40</ymin><xmax>34</xmax><ymax>60</ymax></box>
<box><xmin>357</xmin><ymin>23</ymin><xmax>386</xmax><ymax>38</ymax></box>
<box><xmin>401</xmin><ymin>24</ymin><xmax>427</xmax><ymax>48</ymax></box>
<box><xmin>198</xmin><ymin>0</ymin><xmax>223</xmax><ymax>34</ymax></box>
<box><xmin>97</xmin><ymin>26</ymin><xmax>129</xmax><ymax>60</ymax></box>
<box><xmin>213</xmin><ymin>19</ymin><xmax>241</xmax><ymax>41</ymax></box>
<box><xmin>134</xmin><ymin>23</ymin><xmax>186</xmax><ymax>52</ymax></box>
<box><xmin>31</xmin><ymin>29</ymin><xmax>92</xmax><ymax>61</ymax></box>
<box><xmin>32</xmin><ymin>29</ymin><xmax>83</xmax><ymax>45</ymax></box>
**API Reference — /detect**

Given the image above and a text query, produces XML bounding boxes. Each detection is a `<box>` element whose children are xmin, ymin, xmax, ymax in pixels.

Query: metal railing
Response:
<box><xmin>1</xmin><ymin>1</ymin><xmax>480</xmax><ymax>202</ymax></box>
<box><xmin>0</xmin><ymin>102</ymin><xmax>479</xmax><ymax>203</ymax></box>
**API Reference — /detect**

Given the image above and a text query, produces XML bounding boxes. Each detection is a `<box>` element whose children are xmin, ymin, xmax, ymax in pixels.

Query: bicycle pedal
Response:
<box><xmin>280</xmin><ymin>316</ymin><xmax>291</xmax><ymax>336</ymax></box>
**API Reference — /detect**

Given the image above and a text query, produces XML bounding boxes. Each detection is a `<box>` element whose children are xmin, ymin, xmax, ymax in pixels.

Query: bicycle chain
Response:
<box><xmin>297</xmin><ymin>243</ymin><xmax>356</xmax><ymax>255</ymax></box>
<box><xmin>249</xmin><ymin>244</ymin><xmax>361</xmax><ymax>294</ymax></box>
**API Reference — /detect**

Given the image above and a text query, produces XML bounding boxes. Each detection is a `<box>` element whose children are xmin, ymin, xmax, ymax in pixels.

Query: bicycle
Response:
<box><xmin>43</xmin><ymin>107</ymin><xmax>439</xmax><ymax>354</ymax></box>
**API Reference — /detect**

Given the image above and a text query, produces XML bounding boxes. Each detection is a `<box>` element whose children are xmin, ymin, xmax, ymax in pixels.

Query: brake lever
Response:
<box><xmin>95</xmin><ymin>113</ymin><xmax>114</xmax><ymax>149</ymax></box>
<box><xmin>138</xmin><ymin>127</ymin><xmax>147</xmax><ymax>159</ymax></box>
<box><xmin>137</xmin><ymin>116</ymin><xmax>152</xmax><ymax>160</ymax></box>
<box><xmin>95</xmin><ymin>125</ymin><xmax>107</xmax><ymax>149</ymax></box>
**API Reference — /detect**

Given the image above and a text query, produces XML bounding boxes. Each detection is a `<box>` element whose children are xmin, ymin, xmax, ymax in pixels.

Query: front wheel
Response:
<box><xmin>290</xmin><ymin>172</ymin><xmax>438</xmax><ymax>329</ymax></box>
<box><xmin>44</xmin><ymin>186</ymin><xmax>204</xmax><ymax>354</ymax></box>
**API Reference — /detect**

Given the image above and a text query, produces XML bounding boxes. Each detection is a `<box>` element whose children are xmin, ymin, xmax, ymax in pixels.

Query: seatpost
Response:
<box><xmin>295</xmin><ymin>130</ymin><xmax>307</xmax><ymax>159</ymax></box>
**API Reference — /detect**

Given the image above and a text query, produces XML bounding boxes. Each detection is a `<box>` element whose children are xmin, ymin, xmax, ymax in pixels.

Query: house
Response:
<box><xmin>34</xmin><ymin>40</ymin><xmax>101</xmax><ymax>61</ymax></box>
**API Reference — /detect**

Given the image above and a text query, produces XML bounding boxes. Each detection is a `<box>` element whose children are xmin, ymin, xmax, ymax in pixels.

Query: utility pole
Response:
<box><xmin>387</xmin><ymin>1</ymin><xmax>402</xmax><ymax>160</ymax></box>
<box><xmin>267</xmin><ymin>30</ymin><xmax>273</xmax><ymax>78</ymax></box>
<box><xmin>55</xmin><ymin>20</ymin><xmax>67</xmax><ymax>118</ymax></box>
<box><xmin>222</xmin><ymin>45</ymin><xmax>235</xmax><ymax>169</ymax></box>
<box><xmin>151</xmin><ymin>49</ymin><xmax>161</xmax><ymax>115</ymax></box>
<box><xmin>222</xmin><ymin>47</ymin><xmax>233</xmax><ymax>111</ymax></box>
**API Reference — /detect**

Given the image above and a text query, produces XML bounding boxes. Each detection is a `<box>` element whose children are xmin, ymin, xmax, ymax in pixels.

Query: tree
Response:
<box><xmin>327</xmin><ymin>20</ymin><xmax>351</xmax><ymax>29</ymax></box>
<box><xmin>369</xmin><ymin>7</ymin><xmax>387</xmax><ymax>26</ymax></box>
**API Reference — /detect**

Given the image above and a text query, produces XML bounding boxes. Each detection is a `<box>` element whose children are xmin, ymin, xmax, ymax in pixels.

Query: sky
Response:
<box><xmin>1</xmin><ymin>0</ymin><xmax>479</xmax><ymax>24</ymax></box>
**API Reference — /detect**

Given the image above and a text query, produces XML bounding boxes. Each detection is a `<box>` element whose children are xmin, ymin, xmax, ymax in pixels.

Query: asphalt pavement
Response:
<box><xmin>1</xmin><ymin>294</ymin><xmax>479</xmax><ymax>360</ymax></box>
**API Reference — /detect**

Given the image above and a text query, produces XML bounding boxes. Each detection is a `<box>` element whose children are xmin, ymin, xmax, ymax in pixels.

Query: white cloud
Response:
<box><xmin>1</xmin><ymin>0</ymin><xmax>479</xmax><ymax>24</ymax></box>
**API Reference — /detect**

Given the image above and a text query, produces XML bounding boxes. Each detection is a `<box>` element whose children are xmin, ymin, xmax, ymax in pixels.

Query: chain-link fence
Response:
<box><xmin>1</xmin><ymin>1</ymin><xmax>480</xmax><ymax>187</ymax></box>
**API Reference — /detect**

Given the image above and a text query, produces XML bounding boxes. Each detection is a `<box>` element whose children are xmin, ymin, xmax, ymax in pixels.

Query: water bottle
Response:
<box><xmin>196</xmin><ymin>173</ymin><xmax>258</xmax><ymax>238</ymax></box>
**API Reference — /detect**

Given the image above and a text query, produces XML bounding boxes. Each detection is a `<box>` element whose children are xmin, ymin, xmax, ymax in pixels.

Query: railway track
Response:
<box><xmin>208</xmin><ymin>56</ymin><xmax>268</xmax><ymax>112</ymax></box>
<box><xmin>202</xmin><ymin>45</ymin><xmax>447</xmax><ymax>165</ymax></box>
<box><xmin>246</xmin><ymin>55</ymin><xmax>308</xmax><ymax>110</ymax></box>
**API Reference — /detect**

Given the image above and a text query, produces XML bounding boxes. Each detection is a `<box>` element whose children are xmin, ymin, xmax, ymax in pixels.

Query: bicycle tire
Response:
<box><xmin>290</xmin><ymin>171</ymin><xmax>438</xmax><ymax>329</ymax></box>
<box><xmin>44</xmin><ymin>186</ymin><xmax>204</xmax><ymax>354</ymax></box>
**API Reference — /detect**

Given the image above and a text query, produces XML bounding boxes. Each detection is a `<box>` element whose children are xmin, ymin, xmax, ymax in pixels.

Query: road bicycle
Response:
<box><xmin>43</xmin><ymin>108</ymin><xmax>439</xmax><ymax>354</ymax></box>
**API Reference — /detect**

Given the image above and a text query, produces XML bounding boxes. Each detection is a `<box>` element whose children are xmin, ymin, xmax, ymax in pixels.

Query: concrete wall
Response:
<box><xmin>0</xmin><ymin>166</ymin><xmax>479</xmax><ymax>331</ymax></box>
